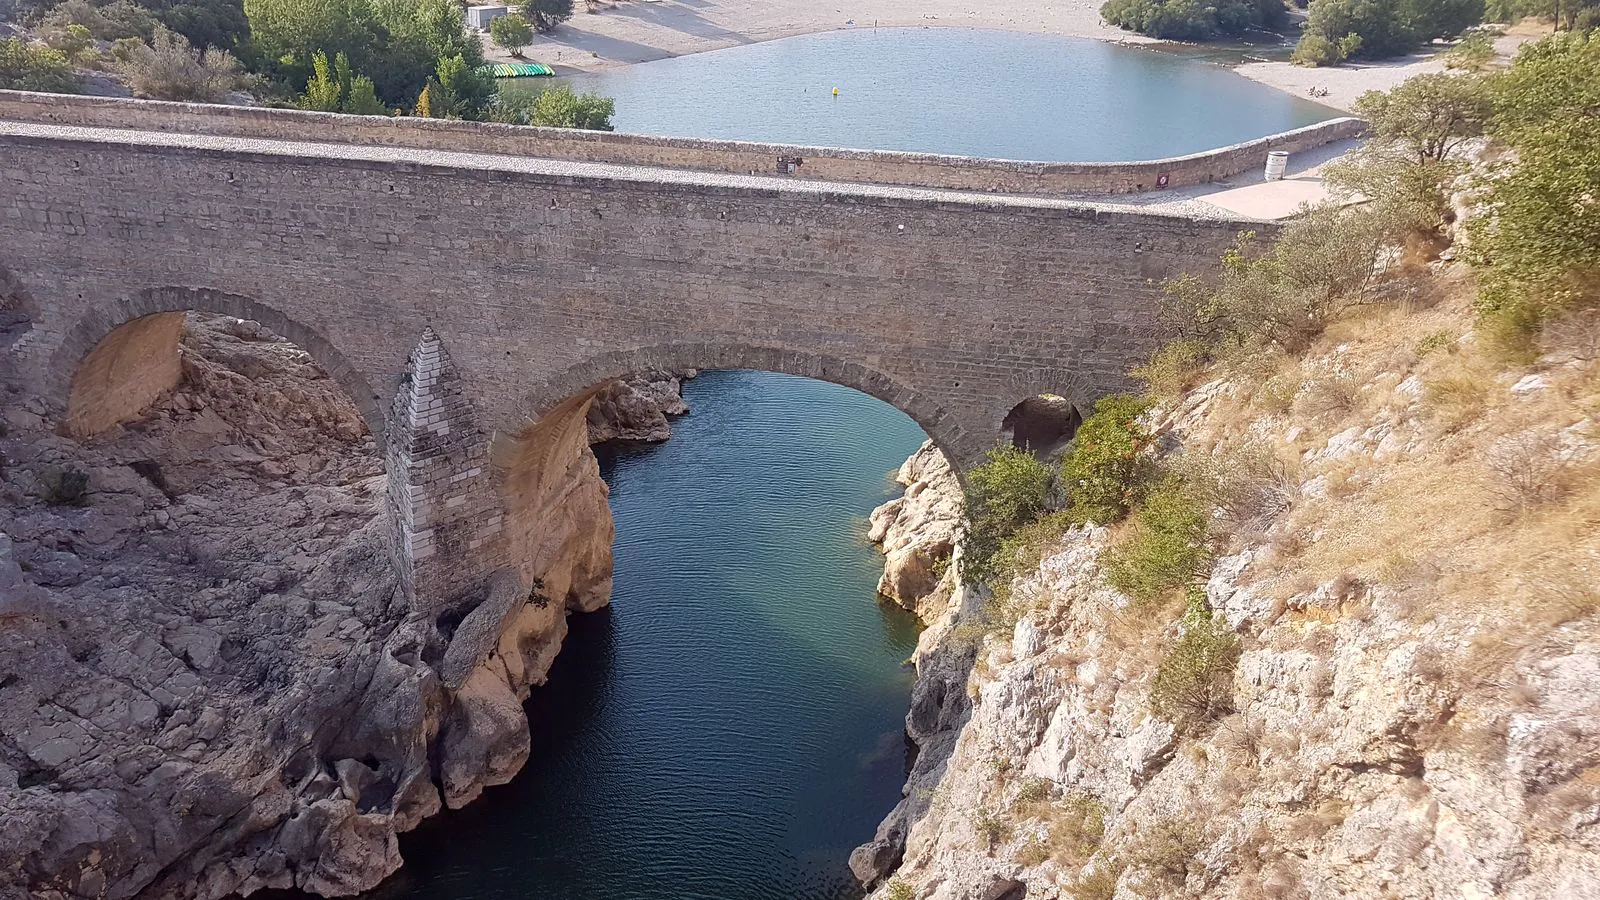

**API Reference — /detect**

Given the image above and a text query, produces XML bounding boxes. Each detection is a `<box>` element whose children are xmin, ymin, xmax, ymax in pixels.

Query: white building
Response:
<box><xmin>465</xmin><ymin>5</ymin><xmax>511</xmax><ymax>30</ymax></box>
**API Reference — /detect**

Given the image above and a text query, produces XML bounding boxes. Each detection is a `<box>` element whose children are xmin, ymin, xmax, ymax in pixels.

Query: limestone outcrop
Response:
<box><xmin>860</xmin><ymin>284</ymin><xmax>1600</xmax><ymax>899</ymax></box>
<box><xmin>0</xmin><ymin>314</ymin><xmax>615</xmax><ymax>899</ymax></box>
<box><xmin>867</xmin><ymin>440</ymin><xmax>962</xmax><ymax>618</ymax></box>
<box><xmin>585</xmin><ymin>370</ymin><xmax>694</xmax><ymax>444</ymax></box>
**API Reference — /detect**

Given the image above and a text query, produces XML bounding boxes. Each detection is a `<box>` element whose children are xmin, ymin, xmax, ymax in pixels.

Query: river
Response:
<box><xmin>359</xmin><ymin>371</ymin><xmax>929</xmax><ymax>899</ymax></box>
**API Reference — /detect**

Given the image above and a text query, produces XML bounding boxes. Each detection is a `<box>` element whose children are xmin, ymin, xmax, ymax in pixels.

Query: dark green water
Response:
<box><xmin>507</xmin><ymin>27</ymin><xmax>1339</xmax><ymax>161</ymax></box>
<box><xmin>363</xmin><ymin>370</ymin><xmax>928</xmax><ymax>899</ymax></box>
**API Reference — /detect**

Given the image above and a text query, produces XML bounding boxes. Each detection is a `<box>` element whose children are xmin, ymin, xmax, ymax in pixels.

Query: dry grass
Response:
<box><xmin>1012</xmin><ymin>790</ymin><xmax>1107</xmax><ymax>870</ymax></box>
<box><xmin>1482</xmin><ymin>429</ymin><xmax>1577</xmax><ymax>512</ymax></box>
<box><xmin>1175</xmin><ymin>267</ymin><xmax>1600</xmax><ymax>655</ymax></box>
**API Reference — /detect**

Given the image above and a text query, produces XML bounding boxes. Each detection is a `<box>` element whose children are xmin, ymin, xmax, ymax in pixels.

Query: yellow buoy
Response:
<box><xmin>832</xmin><ymin>87</ymin><xmax>839</xmax><ymax>96</ymax></box>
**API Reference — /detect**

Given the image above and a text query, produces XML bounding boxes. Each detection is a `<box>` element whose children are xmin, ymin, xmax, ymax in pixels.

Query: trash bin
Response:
<box><xmin>1264</xmin><ymin>151</ymin><xmax>1290</xmax><ymax>182</ymax></box>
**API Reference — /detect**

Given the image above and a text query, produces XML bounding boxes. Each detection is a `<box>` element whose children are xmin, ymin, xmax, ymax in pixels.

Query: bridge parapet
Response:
<box><xmin>0</xmin><ymin>90</ymin><xmax>1362</xmax><ymax>197</ymax></box>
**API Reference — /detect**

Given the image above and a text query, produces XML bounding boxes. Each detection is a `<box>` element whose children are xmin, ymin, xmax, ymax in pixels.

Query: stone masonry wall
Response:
<box><xmin>0</xmin><ymin>121</ymin><xmax>1251</xmax><ymax>471</ymax></box>
<box><xmin>0</xmin><ymin>91</ymin><xmax>1363</xmax><ymax>196</ymax></box>
<box><xmin>386</xmin><ymin>328</ymin><xmax>506</xmax><ymax>614</ymax></box>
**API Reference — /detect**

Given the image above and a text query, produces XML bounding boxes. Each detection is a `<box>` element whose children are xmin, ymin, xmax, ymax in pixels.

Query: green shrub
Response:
<box><xmin>1016</xmin><ymin>776</ymin><xmax>1054</xmax><ymax>804</ymax></box>
<box><xmin>41</xmin><ymin>467</ymin><xmax>90</xmax><ymax>507</ymax></box>
<box><xmin>0</xmin><ymin>39</ymin><xmax>79</xmax><ymax>93</ymax></box>
<box><xmin>1149</xmin><ymin>589</ymin><xmax>1241</xmax><ymax>733</ymax></box>
<box><xmin>489</xmin><ymin>84</ymin><xmax>616</xmax><ymax>129</ymax></box>
<box><xmin>1060</xmin><ymin>394</ymin><xmax>1153</xmax><ymax>526</ymax></box>
<box><xmin>1159</xmin><ymin>202</ymin><xmax>1408</xmax><ymax>356</ymax></box>
<box><xmin>1067</xmin><ymin>861</ymin><xmax>1125</xmax><ymax>900</ymax></box>
<box><xmin>115</xmin><ymin>26</ymin><xmax>246</xmax><ymax>102</ymax></box>
<box><xmin>1446</xmin><ymin>29</ymin><xmax>1498</xmax><ymax>70</ymax></box>
<box><xmin>972</xmin><ymin>807</ymin><xmax>1010</xmax><ymax>849</ymax></box>
<box><xmin>883</xmin><ymin>879</ymin><xmax>914</xmax><ymax>900</ymax></box>
<box><xmin>1047</xmin><ymin>791</ymin><xmax>1107</xmax><ymax>867</ymax></box>
<box><xmin>960</xmin><ymin>445</ymin><xmax>1055</xmax><ymax>586</ymax></box>
<box><xmin>1104</xmin><ymin>477</ymin><xmax>1209</xmax><ymax>604</ymax></box>
<box><xmin>1415</xmin><ymin>329</ymin><xmax>1456</xmax><ymax>356</ymax></box>
<box><xmin>1133</xmin><ymin>338</ymin><xmax>1209</xmax><ymax>400</ymax></box>
<box><xmin>42</xmin><ymin>0</ymin><xmax>159</xmax><ymax>43</ymax></box>
<box><xmin>1291</xmin><ymin>31</ymin><xmax>1348</xmax><ymax>66</ymax></box>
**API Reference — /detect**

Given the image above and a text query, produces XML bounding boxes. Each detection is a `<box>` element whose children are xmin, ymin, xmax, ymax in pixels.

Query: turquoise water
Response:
<box><xmin>362</xmin><ymin>371</ymin><xmax>929</xmax><ymax>899</ymax></box>
<box><xmin>513</xmin><ymin>28</ymin><xmax>1338</xmax><ymax>161</ymax></box>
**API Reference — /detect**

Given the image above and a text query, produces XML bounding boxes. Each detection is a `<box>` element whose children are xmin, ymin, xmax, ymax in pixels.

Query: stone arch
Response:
<box><xmin>1001</xmin><ymin>395</ymin><xmax>1083</xmax><ymax>457</ymax></box>
<box><xmin>480</xmin><ymin>343</ymin><xmax>970</xmax><ymax>613</ymax></box>
<box><xmin>48</xmin><ymin>287</ymin><xmax>385</xmax><ymax>444</ymax></box>
<box><xmin>507</xmin><ymin>342</ymin><xmax>968</xmax><ymax>465</ymax></box>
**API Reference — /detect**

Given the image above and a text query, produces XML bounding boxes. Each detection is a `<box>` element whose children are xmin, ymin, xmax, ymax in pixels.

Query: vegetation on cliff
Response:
<box><xmin>913</xmin><ymin>33</ymin><xmax>1599</xmax><ymax>899</ymax></box>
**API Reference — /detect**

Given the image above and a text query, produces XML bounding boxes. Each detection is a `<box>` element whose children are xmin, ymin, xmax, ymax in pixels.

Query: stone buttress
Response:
<box><xmin>386</xmin><ymin>328</ymin><xmax>505</xmax><ymax>615</ymax></box>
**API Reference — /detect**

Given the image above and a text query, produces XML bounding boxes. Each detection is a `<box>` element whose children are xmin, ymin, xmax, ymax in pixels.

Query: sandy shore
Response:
<box><xmin>509</xmin><ymin>0</ymin><xmax>1152</xmax><ymax>73</ymax></box>
<box><xmin>502</xmin><ymin>1</ymin><xmax>1545</xmax><ymax>111</ymax></box>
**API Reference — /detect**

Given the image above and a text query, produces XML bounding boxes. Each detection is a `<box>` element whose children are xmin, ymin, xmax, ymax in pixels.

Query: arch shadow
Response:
<box><xmin>46</xmin><ymin>287</ymin><xmax>386</xmax><ymax>445</ymax></box>
<box><xmin>507</xmin><ymin>341</ymin><xmax>971</xmax><ymax>464</ymax></box>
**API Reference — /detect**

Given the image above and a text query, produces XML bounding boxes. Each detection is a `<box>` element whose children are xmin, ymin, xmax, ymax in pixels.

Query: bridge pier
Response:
<box><xmin>386</xmin><ymin>328</ymin><xmax>507</xmax><ymax>616</ymax></box>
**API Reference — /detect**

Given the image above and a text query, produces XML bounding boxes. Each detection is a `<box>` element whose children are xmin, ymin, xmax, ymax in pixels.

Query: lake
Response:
<box><xmin>505</xmin><ymin>27</ymin><xmax>1338</xmax><ymax>161</ymax></box>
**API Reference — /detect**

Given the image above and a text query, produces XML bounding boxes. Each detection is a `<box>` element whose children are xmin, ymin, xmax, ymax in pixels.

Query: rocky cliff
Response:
<box><xmin>0</xmin><ymin>314</ymin><xmax>687</xmax><ymax>899</ymax></box>
<box><xmin>861</xmin><ymin>283</ymin><xmax>1600</xmax><ymax>899</ymax></box>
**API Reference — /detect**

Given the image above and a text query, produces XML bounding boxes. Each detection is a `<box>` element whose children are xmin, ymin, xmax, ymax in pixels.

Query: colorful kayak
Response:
<box><xmin>478</xmin><ymin>62</ymin><xmax>555</xmax><ymax>78</ymax></box>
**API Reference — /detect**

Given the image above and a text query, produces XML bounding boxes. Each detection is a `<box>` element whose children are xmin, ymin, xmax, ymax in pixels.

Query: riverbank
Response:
<box><xmin>511</xmin><ymin>0</ymin><xmax>1151</xmax><ymax>73</ymax></box>
<box><xmin>509</xmin><ymin>3</ymin><xmax>1545</xmax><ymax>114</ymax></box>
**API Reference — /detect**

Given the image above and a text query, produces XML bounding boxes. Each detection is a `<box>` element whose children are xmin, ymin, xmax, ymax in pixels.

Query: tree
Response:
<box><xmin>1295</xmin><ymin>0</ymin><xmax>1484</xmax><ymax>64</ymax></box>
<box><xmin>155</xmin><ymin>0</ymin><xmax>251</xmax><ymax>52</ymax></box>
<box><xmin>299</xmin><ymin>49</ymin><xmax>387</xmax><ymax>113</ymax></box>
<box><xmin>418</xmin><ymin>52</ymin><xmax>495</xmax><ymax>118</ymax></box>
<box><xmin>0</xmin><ymin>38</ymin><xmax>78</xmax><ymax>92</ymax></box>
<box><xmin>244</xmin><ymin>0</ymin><xmax>485</xmax><ymax>107</ymax></box>
<box><xmin>301</xmin><ymin>49</ymin><xmax>345</xmax><ymax>111</ymax></box>
<box><xmin>490</xmin><ymin>13</ymin><xmax>533</xmax><ymax>57</ymax></box>
<box><xmin>1101</xmin><ymin>0</ymin><xmax>1289</xmax><ymax>39</ymax></box>
<box><xmin>343</xmin><ymin>74</ymin><xmax>387</xmax><ymax>114</ymax></box>
<box><xmin>524</xmin><ymin>0</ymin><xmax>572</xmax><ymax>33</ymax></box>
<box><xmin>115</xmin><ymin>24</ymin><xmax>245</xmax><ymax>101</ymax></box>
<box><xmin>1468</xmin><ymin>32</ymin><xmax>1600</xmax><ymax>341</ymax></box>
<box><xmin>1350</xmin><ymin>73</ymin><xmax>1491</xmax><ymax>163</ymax></box>
<box><xmin>1485</xmin><ymin>0</ymin><xmax>1600</xmax><ymax>30</ymax></box>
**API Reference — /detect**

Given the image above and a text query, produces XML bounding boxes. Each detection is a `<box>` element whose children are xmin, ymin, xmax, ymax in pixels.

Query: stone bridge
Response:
<box><xmin>0</xmin><ymin>93</ymin><xmax>1272</xmax><ymax>613</ymax></box>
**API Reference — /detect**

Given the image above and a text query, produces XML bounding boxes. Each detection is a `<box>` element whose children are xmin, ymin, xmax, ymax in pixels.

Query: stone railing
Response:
<box><xmin>0</xmin><ymin>90</ymin><xmax>1364</xmax><ymax>195</ymax></box>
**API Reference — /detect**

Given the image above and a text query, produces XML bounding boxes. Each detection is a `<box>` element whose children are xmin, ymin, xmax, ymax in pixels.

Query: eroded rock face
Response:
<box><xmin>868</xmin><ymin>441</ymin><xmax>961</xmax><ymax>618</ymax></box>
<box><xmin>585</xmin><ymin>370</ymin><xmax>694</xmax><ymax>445</ymax></box>
<box><xmin>0</xmin><ymin>315</ymin><xmax>614</xmax><ymax>899</ymax></box>
<box><xmin>859</xmin><ymin>317</ymin><xmax>1600</xmax><ymax>899</ymax></box>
